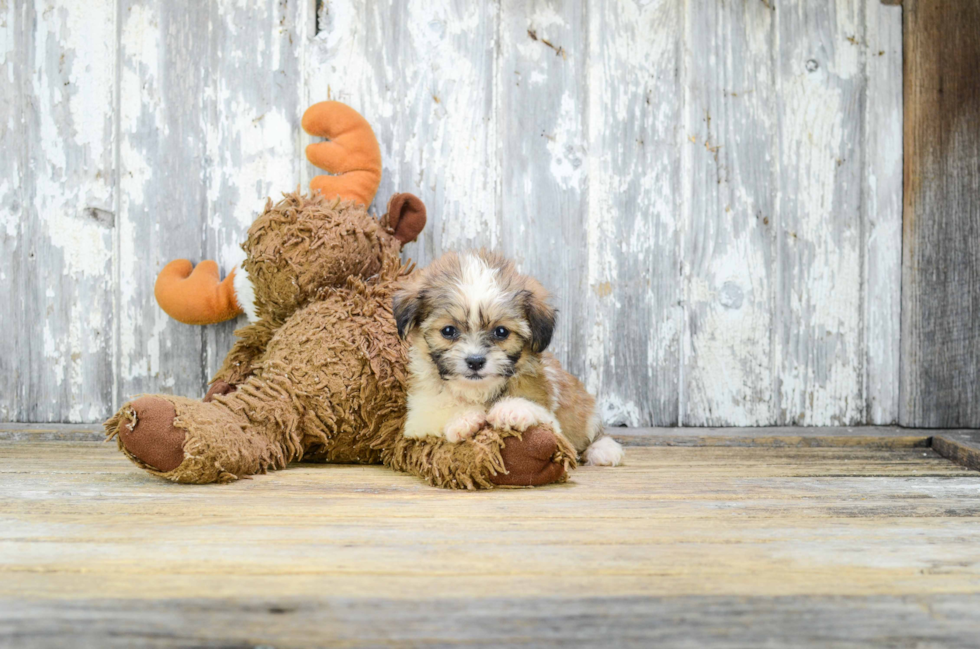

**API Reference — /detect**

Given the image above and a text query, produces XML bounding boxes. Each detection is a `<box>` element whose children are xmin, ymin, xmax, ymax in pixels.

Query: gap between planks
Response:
<box><xmin>1</xmin><ymin>424</ymin><xmax>978</xmax><ymax>473</ymax></box>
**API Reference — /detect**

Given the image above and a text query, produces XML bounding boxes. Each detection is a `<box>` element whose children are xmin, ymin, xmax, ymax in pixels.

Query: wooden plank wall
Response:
<box><xmin>0</xmin><ymin>0</ymin><xmax>903</xmax><ymax>427</ymax></box>
<box><xmin>1</xmin><ymin>1</ymin><xmax>116</xmax><ymax>423</ymax></box>
<box><xmin>901</xmin><ymin>0</ymin><xmax>980</xmax><ymax>427</ymax></box>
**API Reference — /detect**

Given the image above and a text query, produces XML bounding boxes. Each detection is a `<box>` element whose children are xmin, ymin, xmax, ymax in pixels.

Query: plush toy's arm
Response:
<box><xmin>155</xmin><ymin>260</ymin><xmax>243</xmax><ymax>325</ymax></box>
<box><xmin>210</xmin><ymin>317</ymin><xmax>281</xmax><ymax>387</ymax></box>
<box><xmin>383</xmin><ymin>425</ymin><xmax>576</xmax><ymax>489</ymax></box>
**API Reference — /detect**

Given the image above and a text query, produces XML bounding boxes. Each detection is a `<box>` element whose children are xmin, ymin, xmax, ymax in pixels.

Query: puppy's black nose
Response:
<box><xmin>465</xmin><ymin>355</ymin><xmax>486</xmax><ymax>371</ymax></box>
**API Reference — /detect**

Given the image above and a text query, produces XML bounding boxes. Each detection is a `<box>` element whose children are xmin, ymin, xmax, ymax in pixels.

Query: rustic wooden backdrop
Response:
<box><xmin>0</xmin><ymin>0</ymin><xmax>905</xmax><ymax>426</ymax></box>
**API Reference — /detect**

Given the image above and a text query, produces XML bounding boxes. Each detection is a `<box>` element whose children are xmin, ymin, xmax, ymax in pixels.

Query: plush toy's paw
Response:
<box><xmin>443</xmin><ymin>410</ymin><xmax>487</xmax><ymax>443</ymax></box>
<box><xmin>116</xmin><ymin>397</ymin><xmax>186</xmax><ymax>473</ymax></box>
<box><xmin>204</xmin><ymin>380</ymin><xmax>238</xmax><ymax>403</ymax></box>
<box><xmin>486</xmin><ymin>397</ymin><xmax>555</xmax><ymax>433</ymax></box>
<box><xmin>490</xmin><ymin>425</ymin><xmax>569</xmax><ymax>487</ymax></box>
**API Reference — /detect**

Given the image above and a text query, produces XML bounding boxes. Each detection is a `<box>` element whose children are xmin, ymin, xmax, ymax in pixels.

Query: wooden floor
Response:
<box><xmin>2</xmin><ymin>427</ymin><xmax>980</xmax><ymax>647</ymax></box>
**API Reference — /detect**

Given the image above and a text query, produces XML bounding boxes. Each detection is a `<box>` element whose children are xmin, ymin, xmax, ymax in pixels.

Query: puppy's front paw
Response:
<box><xmin>487</xmin><ymin>398</ymin><xmax>551</xmax><ymax>432</ymax></box>
<box><xmin>444</xmin><ymin>410</ymin><xmax>487</xmax><ymax>443</ymax></box>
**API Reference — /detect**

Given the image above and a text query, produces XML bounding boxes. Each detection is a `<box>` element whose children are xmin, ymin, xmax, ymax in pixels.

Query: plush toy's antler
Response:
<box><xmin>155</xmin><ymin>260</ymin><xmax>243</xmax><ymax>325</ymax></box>
<box><xmin>154</xmin><ymin>102</ymin><xmax>382</xmax><ymax>325</ymax></box>
<box><xmin>303</xmin><ymin>101</ymin><xmax>382</xmax><ymax>206</ymax></box>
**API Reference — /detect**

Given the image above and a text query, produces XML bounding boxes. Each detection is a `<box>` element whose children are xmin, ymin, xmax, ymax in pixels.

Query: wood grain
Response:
<box><xmin>933</xmin><ymin>431</ymin><xmax>980</xmax><ymax>472</ymax></box>
<box><xmin>116</xmin><ymin>0</ymin><xmax>211</xmax><ymax>401</ymax></box>
<box><xmin>5</xmin><ymin>594</ymin><xmax>980</xmax><ymax>648</ymax></box>
<box><xmin>0</xmin><ymin>1</ymin><xmax>116</xmax><ymax>422</ymax></box>
<box><xmin>585</xmin><ymin>0</ymin><xmax>682</xmax><ymax>426</ymax></box>
<box><xmin>0</xmin><ymin>423</ymin><xmax>103</xmax><ymax>442</ymax></box>
<box><xmin>0</xmin><ymin>0</ymin><xmax>28</xmax><ymax>422</ymax></box>
<box><xmin>862</xmin><ymin>1</ymin><xmax>903</xmax><ymax>424</ymax></box>
<box><xmin>612</xmin><ymin>426</ymin><xmax>931</xmax><ymax>449</ymax></box>
<box><xmin>1</xmin><ymin>439</ymin><xmax>979</xmax><ymax>646</ymax></box>
<box><xmin>774</xmin><ymin>0</ymin><xmax>865</xmax><ymax>426</ymax></box>
<box><xmin>682</xmin><ymin>0</ymin><xmax>775</xmax><ymax>426</ymax></box>
<box><xmin>901</xmin><ymin>0</ymin><xmax>980</xmax><ymax>427</ymax></box>
<box><xmin>1</xmin><ymin>442</ymin><xmax>977</xmax><ymax>601</ymax></box>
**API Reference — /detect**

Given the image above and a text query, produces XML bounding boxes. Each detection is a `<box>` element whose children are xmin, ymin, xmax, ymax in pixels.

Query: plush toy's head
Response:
<box><xmin>154</xmin><ymin>101</ymin><xmax>426</xmax><ymax>325</ymax></box>
<box><xmin>240</xmin><ymin>191</ymin><xmax>425</xmax><ymax>322</ymax></box>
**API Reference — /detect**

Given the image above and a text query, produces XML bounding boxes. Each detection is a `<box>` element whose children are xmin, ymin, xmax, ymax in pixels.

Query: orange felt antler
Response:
<box><xmin>303</xmin><ymin>101</ymin><xmax>382</xmax><ymax>206</ymax></box>
<box><xmin>154</xmin><ymin>260</ymin><xmax>243</xmax><ymax>325</ymax></box>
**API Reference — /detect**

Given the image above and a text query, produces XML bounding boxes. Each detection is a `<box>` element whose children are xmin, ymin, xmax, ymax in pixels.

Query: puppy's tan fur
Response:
<box><xmin>393</xmin><ymin>250</ymin><xmax>623</xmax><ymax>466</ymax></box>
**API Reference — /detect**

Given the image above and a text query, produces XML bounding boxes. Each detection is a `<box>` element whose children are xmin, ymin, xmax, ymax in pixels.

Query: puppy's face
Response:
<box><xmin>393</xmin><ymin>251</ymin><xmax>555</xmax><ymax>395</ymax></box>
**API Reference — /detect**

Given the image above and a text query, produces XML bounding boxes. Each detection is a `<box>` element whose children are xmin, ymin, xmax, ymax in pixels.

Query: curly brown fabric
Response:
<box><xmin>242</xmin><ymin>192</ymin><xmax>401</xmax><ymax>323</ymax></box>
<box><xmin>385</xmin><ymin>426</ymin><xmax>575</xmax><ymax>489</ymax></box>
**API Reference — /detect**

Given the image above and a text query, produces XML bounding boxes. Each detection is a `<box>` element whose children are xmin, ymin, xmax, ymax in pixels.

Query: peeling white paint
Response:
<box><xmin>0</xmin><ymin>4</ymin><xmax>18</xmax><ymax>241</ymax></box>
<box><xmin>680</xmin><ymin>0</ymin><xmax>777</xmax><ymax>426</ymax></box>
<box><xmin>3</xmin><ymin>0</ymin><xmax>117</xmax><ymax>422</ymax></box>
<box><xmin>598</xmin><ymin>394</ymin><xmax>642</xmax><ymax>429</ymax></box>
<box><xmin>773</xmin><ymin>0</ymin><xmax>867</xmax><ymax>426</ymax></box>
<box><xmin>586</xmin><ymin>0</ymin><xmax>681</xmax><ymax>424</ymax></box>
<box><xmin>0</xmin><ymin>177</ymin><xmax>17</xmax><ymax>238</ymax></box>
<box><xmin>862</xmin><ymin>0</ymin><xmax>903</xmax><ymax>424</ymax></box>
<box><xmin>546</xmin><ymin>92</ymin><xmax>585</xmax><ymax>190</ymax></box>
<box><xmin>33</xmin><ymin>1</ymin><xmax>114</xmax><ymax>277</ymax></box>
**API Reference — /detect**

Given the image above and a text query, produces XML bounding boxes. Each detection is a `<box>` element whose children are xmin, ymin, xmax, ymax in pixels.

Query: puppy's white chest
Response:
<box><xmin>402</xmin><ymin>389</ymin><xmax>484</xmax><ymax>440</ymax></box>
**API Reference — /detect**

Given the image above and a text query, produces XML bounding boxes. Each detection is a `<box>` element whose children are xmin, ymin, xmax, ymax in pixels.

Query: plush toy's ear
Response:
<box><xmin>386</xmin><ymin>193</ymin><xmax>427</xmax><ymax>245</ymax></box>
<box><xmin>392</xmin><ymin>285</ymin><xmax>425</xmax><ymax>339</ymax></box>
<box><xmin>522</xmin><ymin>288</ymin><xmax>556</xmax><ymax>353</ymax></box>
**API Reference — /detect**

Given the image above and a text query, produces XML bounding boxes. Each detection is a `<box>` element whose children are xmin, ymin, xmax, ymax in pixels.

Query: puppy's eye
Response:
<box><xmin>440</xmin><ymin>326</ymin><xmax>458</xmax><ymax>340</ymax></box>
<box><xmin>493</xmin><ymin>326</ymin><xmax>510</xmax><ymax>340</ymax></box>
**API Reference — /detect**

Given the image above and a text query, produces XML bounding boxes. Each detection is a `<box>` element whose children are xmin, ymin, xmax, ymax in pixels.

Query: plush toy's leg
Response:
<box><xmin>384</xmin><ymin>425</ymin><xmax>577</xmax><ymax>490</ymax></box>
<box><xmin>105</xmin><ymin>383</ymin><xmax>307</xmax><ymax>484</ymax></box>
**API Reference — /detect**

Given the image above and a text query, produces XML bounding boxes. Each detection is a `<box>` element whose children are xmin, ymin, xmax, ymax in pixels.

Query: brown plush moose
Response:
<box><xmin>104</xmin><ymin>101</ymin><xmax>575</xmax><ymax>489</ymax></box>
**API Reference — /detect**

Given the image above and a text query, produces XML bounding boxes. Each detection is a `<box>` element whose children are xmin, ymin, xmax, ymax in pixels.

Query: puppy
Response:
<box><xmin>392</xmin><ymin>249</ymin><xmax>624</xmax><ymax>466</ymax></box>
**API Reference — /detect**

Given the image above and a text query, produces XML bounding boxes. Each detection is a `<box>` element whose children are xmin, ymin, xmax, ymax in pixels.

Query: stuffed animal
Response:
<box><xmin>104</xmin><ymin>101</ymin><xmax>576</xmax><ymax>489</ymax></box>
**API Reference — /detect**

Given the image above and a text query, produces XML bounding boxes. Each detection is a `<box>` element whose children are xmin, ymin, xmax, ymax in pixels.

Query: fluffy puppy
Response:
<box><xmin>392</xmin><ymin>249</ymin><xmax>624</xmax><ymax>467</ymax></box>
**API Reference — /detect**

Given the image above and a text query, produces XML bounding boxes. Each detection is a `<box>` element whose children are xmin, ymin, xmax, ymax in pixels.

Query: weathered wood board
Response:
<box><xmin>682</xmin><ymin>0</ymin><xmax>774</xmax><ymax>426</ymax></box>
<box><xmin>5</xmin><ymin>595</ymin><xmax>980</xmax><ymax>649</ymax></box>
<box><xmin>900</xmin><ymin>0</ymin><xmax>980</xmax><ymax>427</ymax></box>
<box><xmin>933</xmin><ymin>431</ymin><xmax>980</xmax><ymax>472</ymax></box>
<box><xmin>774</xmin><ymin>1</ymin><xmax>863</xmax><ymax>427</ymax></box>
<box><xmin>1</xmin><ymin>1</ymin><xmax>116</xmax><ymax>423</ymax></box>
<box><xmin>1</xmin><ymin>439</ymin><xmax>979</xmax><ymax>646</ymax></box>
<box><xmin>614</xmin><ymin>426</ymin><xmax>932</xmax><ymax>449</ymax></box>
<box><xmin>863</xmin><ymin>0</ymin><xmax>904</xmax><ymax>425</ymax></box>
<box><xmin>116</xmin><ymin>0</ymin><xmax>211</xmax><ymax>402</ymax></box>
<box><xmin>1</xmin><ymin>1</ymin><xmax>905</xmax><ymax>426</ymax></box>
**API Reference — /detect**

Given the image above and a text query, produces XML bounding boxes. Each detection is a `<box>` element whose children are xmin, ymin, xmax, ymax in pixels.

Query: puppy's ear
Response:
<box><xmin>392</xmin><ymin>285</ymin><xmax>425</xmax><ymax>339</ymax></box>
<box><xmin>522</xmin><ymin>288</ymin><xmax>556</xmax><ymax>353</ymax></box>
